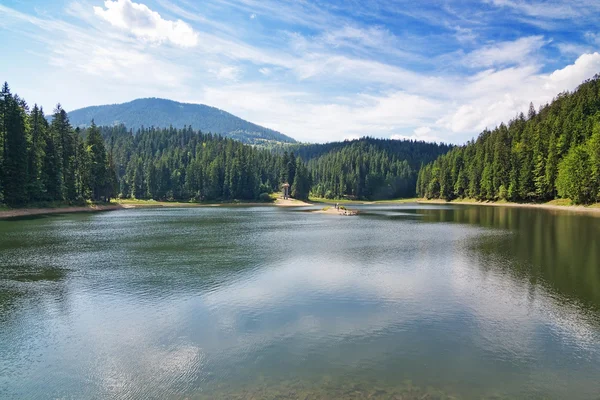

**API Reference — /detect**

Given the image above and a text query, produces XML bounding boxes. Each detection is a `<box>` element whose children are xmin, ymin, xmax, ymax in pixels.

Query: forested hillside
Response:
<box><xmin>289</xmin><ymin>138</ymin><xmax>452</xmax><ymax>199</ymax></box>
<box><xmin>417</xmin><ymin>75</ymin><xmax>600</xmax><ymax>204</ymax></box>
<box><xmin>99</xmin><ymin>124</ymin><xmax>311</xmax><ymax>201</ymax></box>
<box><xmin>0</xmin><ymin>83</ymin><xmax>310</xmax><ymax>206</ymax></box>
<box><xmin>0</xmin><ymin>81</ymin><xmax>452</xmax><ymax>206</ymax></box>
<box><xmin>67</xmin><ymin>98</ymin><xmax>296</xmax><ymax>145</ymax></box>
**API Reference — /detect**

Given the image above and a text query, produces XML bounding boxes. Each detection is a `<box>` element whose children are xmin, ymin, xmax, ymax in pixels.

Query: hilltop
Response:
<box><xmin>67</xmin><ymin>98</ymin><xmax>296</xmax><ymax>145</ymax></box>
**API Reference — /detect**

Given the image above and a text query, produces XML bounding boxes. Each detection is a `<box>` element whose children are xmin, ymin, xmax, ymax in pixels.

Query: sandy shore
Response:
<box><xmin>0</xmin><ymin>198</ymin><xmax>315</xmax><ymax>219</ymax></box>
<box><xmin>417</xmin><ymin>199</ymin><xmax>600</xmax><ymax>215</ymax></box>
<box><xmin>0</xmin><ymin>204</ymin><xmax>126</xmax><ymax>219</ymax></box>
<box><xmin>314</xmin><ymin>207</ymin><xmax>358</xmax><ymax>216</ymax></box>
<box><xmin>274</xmin><ymin>198</ymin><xmax>312</xmax><ymax>207</ymax></box>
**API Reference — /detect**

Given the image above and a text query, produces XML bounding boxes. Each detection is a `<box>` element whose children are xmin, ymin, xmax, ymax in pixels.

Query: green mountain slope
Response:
<box><xmin>417</xmin><ymin>75</ymin><xmax>600</xmax><ymax>204</ymax></box>
<box><xmin>67</xmin><ymin>98</ymin><xmax>296</xmax><ymax>144</ymax></box>
<box><xmin>273</xmin><ymin>137</ymin><xmax>452</xmax><ymax>199</ymax></box>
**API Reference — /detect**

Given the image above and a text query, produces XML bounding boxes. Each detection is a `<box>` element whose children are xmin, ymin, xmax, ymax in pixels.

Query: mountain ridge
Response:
<box><xmin>66</xmin><ymin>97</ymin><xmax>296</xmax><ymax>144</ymax></box>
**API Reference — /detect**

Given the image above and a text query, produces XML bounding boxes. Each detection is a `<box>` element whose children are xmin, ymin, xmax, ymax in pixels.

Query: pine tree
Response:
<box><xmin>86</xmin><ymin>121</ymin><xmax>110</xmax><ymax>201</ymax></box>
<box><xmin>2</xmin><ymin>91</ymin><xmax>29</xmax><ymax>205</ymax></box>
<box><xmin>27</xmin><ymin>105</ymin><xmax>48</xmax><ymax>201</ymax></box>
<box><xmin>556</xmin><ymin>145</ymin><xmax>593</xmax><ymax>204</ymax></box>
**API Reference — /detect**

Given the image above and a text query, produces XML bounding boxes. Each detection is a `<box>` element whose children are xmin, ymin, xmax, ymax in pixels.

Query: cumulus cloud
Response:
<box><xmin>438</xmin><ymin>52</ymin><xmax>600</xmax><ymax>134</ymax></box>
<box><xmin>93</xmin><ymin>0</ymin><xmax>198</xmax><ymax>47</ymax></box>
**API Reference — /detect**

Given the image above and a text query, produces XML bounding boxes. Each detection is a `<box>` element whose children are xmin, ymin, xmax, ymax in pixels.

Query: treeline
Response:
<box><xmin>0</xmin><ymin>82</ymin><xmax>311</xmax><ymax>206</ymax></box>
<box><xmin>0</xmin><ymin>80</ymin><xmax>455</xmax><ymax>206</ymax></box>
<box><xmin>0</xmin><ymin>83</ymin><xmax>117</xmax><ymax>206</ymax></box>
<box><xmin>100</xmin><ymin>125</ymin><xmax>311</xmax><ymax>201</ymax></box>
<box><xmin>417</xmin><ymin>75</ymin><xmax>600</xmax><ymax>204</ymax></box>
<box><xmin>276</xmin><ymin>137</ymin><xmax>451</xmax><ymax>166</ymax></box>
<box><xmin>295</xmin><ymin>138</ymin><xmax>451</xmax><ymax>199</ymax></box>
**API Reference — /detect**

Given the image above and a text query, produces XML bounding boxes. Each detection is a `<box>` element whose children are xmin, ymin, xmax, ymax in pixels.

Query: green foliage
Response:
<box><xmin>418</xmin><ymin>75</ymin><xmax>600</xmax><ymax>205</ymax></box>
<box><xmin>556</xmin><ymin>145</ymin><xmax>593</xmax><ymax>204</ymax></box>
<box><xmin>258</xmin><ymin>192</ymin><xmax>272</xmax><ymax>202</ymax></box>
<box><xmin>66</xmin><ymin>98</ymin><xmax>296</xmax><ymax>144</ymax></box>
<box><xmin>291</xmin><ymin>162</ymin><xmax>310</xmax><ymax>200</ymax></box>
<box><xmin>0</xmin><ymin>82</ymin><xmax>117</xmax><ymax>206</ymax></box>
<box><xmin>100</xmin><ymin>125</ymin><xmax>290</xmax><ymax>202</ymax></box>
<box><xmin>294</xmin><ymin>138</ymin><xmax>450</xmax><ymax>200</ymax></box>
<box><xmin>2</xmin><ymin>83</ymin><xmax>451</xmax><ymax>206</ymax></box>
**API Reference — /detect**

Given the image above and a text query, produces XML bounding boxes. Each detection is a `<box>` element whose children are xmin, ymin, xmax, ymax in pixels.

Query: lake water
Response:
<box><xmin>1</xmin><ymin>204</ymin><xmax>599</xmax><ymax>399</ymax></box>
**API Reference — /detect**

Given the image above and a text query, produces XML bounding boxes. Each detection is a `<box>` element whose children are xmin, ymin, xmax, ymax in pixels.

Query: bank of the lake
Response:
<box><xmin>0</xmin><ymin>203</ymin><xmax>125</xmax><ymax>219</ymax></box>
<box><xmin>417</xmin><ymin>198</ymin><xmax>600</xmax><ymax>215</ymax></box>
<box><xmin>309</xmin><ymin>197</ymin><xmax>419</xmax><ymax>205</ymax></box>
<box><xmin>0</xmin><ymin>196</ymin><xmax>312</xmax><ymax>219</ymax></box>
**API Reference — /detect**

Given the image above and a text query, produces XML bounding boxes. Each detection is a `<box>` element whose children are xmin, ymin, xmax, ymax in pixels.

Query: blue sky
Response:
<box><xmin>1</xmin><ymin>0</ymin><xmax>600</xmax><ymax>143</ymax></box>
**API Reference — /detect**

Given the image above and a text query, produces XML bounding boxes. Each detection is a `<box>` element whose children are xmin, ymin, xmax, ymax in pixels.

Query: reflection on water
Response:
<box><xmin>1</xmin><ymin>205</ymin><xmax>599</xmax><ymax>399</ymax></box>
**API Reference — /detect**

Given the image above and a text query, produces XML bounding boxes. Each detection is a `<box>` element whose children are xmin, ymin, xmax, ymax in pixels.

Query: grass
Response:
<box><xmin>545</xmin><ymin>198</ymin><xmax>574</xmax><ymax>206</ymax></box>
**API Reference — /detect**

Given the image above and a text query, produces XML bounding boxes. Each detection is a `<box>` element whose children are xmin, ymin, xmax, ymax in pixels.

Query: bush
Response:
<box><xmin>258</xmin><ymin>192</ymin><xmax>272</xmax><ymax>202</ymax></box>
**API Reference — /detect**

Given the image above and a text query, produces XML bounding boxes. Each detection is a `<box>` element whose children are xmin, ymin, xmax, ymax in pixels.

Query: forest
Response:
<box><xmin>0</xmin><ymin>82</ymin><xmax>312</xmax><ymax>206</ymax></box>
<box><xmin>303</xmin><ymin>139</ymin><xmax>450</xmax><ymax>199</ymax></box>
<box><xmin>0</xmin><ymin>81</ymin><xmax>453</xmax><ymax>206</ymax></box>
<box><xmin>99</xmin><ymin>124</ymin><xmax>310</xmax><ymax>202</ymax></box>
<box><xmin>417</xmin><ymin>75</ymin><xmax>600</xmax><ymax>204</ymax></box>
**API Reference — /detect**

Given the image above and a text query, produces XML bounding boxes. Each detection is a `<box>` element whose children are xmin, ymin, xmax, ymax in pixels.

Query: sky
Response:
<box><xmin>1</xmin><ymin>0</ymin><xmax>600</xmax><ymax>144</ymax></box>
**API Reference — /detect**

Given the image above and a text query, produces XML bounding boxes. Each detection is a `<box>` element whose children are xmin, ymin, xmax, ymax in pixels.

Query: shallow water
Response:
<box><xmin>1</xmin><ymin>204</ymin><xmax>599</xmax><ymax>399</ymax></box>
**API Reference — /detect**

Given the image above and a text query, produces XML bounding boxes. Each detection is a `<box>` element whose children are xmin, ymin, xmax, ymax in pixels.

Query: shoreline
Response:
<box><xmin>416</xmin><ymin>198</ymin><xmax>600</xmax><ymax>215</ymax></box>
<box><xmin>4</xmin><ymin>197</ymin><xmax>600</xmax><ymax>219</ymax></box>
<box><xmin>0</xmin><ymin>204</ymin><xmax>126</xmax><ymax>219</ymax></box>
<box><xmin>0</xmin><ymin>197</ymin><xmax>313</xmax><ymax>219</ymax></box>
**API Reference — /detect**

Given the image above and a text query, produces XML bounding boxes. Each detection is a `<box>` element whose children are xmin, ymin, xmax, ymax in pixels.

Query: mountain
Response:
<box><xmin>417</xmin><ymin>75</ymin><xmax>600</xmax><ymax>204</ymax></box>
<box><xmin>66</xmin><ymin>98</ymin><xmax>296</xmax><ymax>144</ymax></box>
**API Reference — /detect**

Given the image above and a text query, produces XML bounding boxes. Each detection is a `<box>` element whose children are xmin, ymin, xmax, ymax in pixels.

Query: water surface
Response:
<box><xmin>1</xmin><ymin>204</ymin><xmax>599</xmax><ymax>399</ymax></box>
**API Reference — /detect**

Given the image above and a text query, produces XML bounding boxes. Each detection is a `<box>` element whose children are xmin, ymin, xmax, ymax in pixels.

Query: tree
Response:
<box><xmin>2</xmin><ymin>91</ymin><xmax>29</xmax><ymax>205</ymax></box>
<box><xmin>556</xmin><ymin>145</ymin><xmax>593</xmax><ymax>204</ymax></box>
<box><xmin>291</xmin><ymin>162</ymin><xmax>310</xmax><ymax>200</ymax></box>
<box><xmin>86</xmin><ymin>121</ymin><xmax>110</xmax><ymax>201</ymax></box>
<box><xmin>27</xmin><ymin>105</ymin><xmax>48</xmax><ymax>201</ymax></box>
<box><xmin>417</xmin><ymin>75</ymin><xmax>600</xmax><ymax>205</ymax></box>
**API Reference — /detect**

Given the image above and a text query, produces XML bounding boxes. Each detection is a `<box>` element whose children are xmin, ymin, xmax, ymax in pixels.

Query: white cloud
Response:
<box><xmin>3</xmin><ymin>1</ymin><xmax>600</xmax><ymax>145</ymax></box>
<box><xmin>93</xmin><ymin>0</ymin><xmax>199</xmax><ymax>47</ymax></box>
<box><xmin>486</xmin><ymin>0</ymin><xmax>576</xmax><ymax>19</ymax></box>
<box><xmin>209</xmin><ymin>66</ymin><xmax>241</xmax><ymax>81</ymax></box>
<box><xmin>453</xmin><ymin>26</ymin><xmax>477</xmax><ymax>44</ymax></box>
<box><xmin>545</xmin><ymin>52</ymin><xmax>600</xmax><ymax>90</ymax></box>
<box><xmin>584</xmin><ymin>32</ymin><xmax>600</xmax><ymax>46</ymax></box>
<box><xmin>258</xmin><ymin>67</ymin><xmax>272</xmax><ymax>75</ymax></box>
<box><xmin>463</xmin><ymin>36</ymin><xmax>546</xmax><ymax>67</ymax></box>
<box><xmin>438</xmin><ymin>52</ymin><xmax>600</xmax><ymax>134</ymax></box>
<box><xmin>249</xmin><ymin>13</ymin><xmax>256</xmax><ymax>19</ymax></box>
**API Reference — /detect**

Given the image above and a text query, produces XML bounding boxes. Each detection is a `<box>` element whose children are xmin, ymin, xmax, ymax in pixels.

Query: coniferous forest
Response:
<box><xmin>5</xmin><ymin>75</ymin><xmax>600</xmax><ymax>207</ymax></box>
<box><xmin>417</xmin><ymin>75</ymin><xmax>600</xmax><ymax>204</ymax></box>
<box><xmin>0</xmin><ymin>82</ymin><xmax>452</xmax><ymax>206</ymax></box>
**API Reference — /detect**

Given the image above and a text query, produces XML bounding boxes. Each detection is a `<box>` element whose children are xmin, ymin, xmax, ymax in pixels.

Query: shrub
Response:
<box><xmin>258</xmin><ymin>192</ymin><xmax>272</xmax><ymax>202</ymax></box>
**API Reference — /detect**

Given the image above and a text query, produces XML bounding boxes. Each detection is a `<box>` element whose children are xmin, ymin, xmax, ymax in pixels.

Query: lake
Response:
<box><xmin>1</xmin><ymin>204</ymin><xmax>599</xmax><ymax>399</ymax></box>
